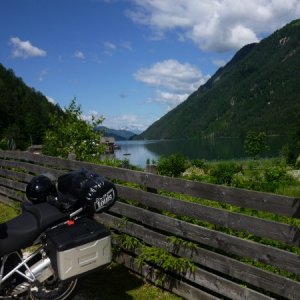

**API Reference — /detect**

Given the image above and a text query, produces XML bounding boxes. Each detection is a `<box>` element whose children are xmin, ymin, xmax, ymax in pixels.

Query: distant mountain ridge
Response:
<box><xmin>138</xmin><ymin>19</ymin><xmax>300</xmax><ymax>140</ymax></box>
<box><xmin>97</xmin><ymin>126</ymin><xmax>137</xmax><ymax>140</ymax></box>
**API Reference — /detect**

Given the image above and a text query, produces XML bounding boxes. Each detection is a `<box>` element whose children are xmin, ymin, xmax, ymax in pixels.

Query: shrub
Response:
<box><xmin>0</xmin><ymin>138</ymin><xmax>8</xmax><ymax>150</ymax></box>
<box><xmin>190</xmin><ymin>159</ymin><xmax>206</xmax><ymax>169</ymax></box>
<box><xmin>210</xmin><ymin>162</ymin><xmax>243</xmax><ymax>185</ymax></box>
<box><xmin>233</xmin><ymin>164</ymin><xmax>293</xmax><ymax>193</ymax></box>
<box><xmin>182</xmin><ymin>166</ymin><xmax>209</xmax><ymax>181</ymax></box>
<box><xmin>264</xmin><ymin>166</ymin><xmax>286</xmax><ymax>183</ymax></box>
<box><xmin>156</xmin><ymin>153</ymin><xmax>187</xmax><ymax>177</ymax></box>
<box><xmin>232</xmin><ymin>171</ymin><xmax>265</xmax><ymax>191</ymax></box>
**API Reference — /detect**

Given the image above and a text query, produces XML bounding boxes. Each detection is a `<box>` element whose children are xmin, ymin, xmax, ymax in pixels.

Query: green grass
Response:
<box><xmin>0</xmin><ymin>202</ymin><xmax>19</xmax><ymax>222</ymax></box>
<box><xmin>183</xmin><ymin>157</ymin><xmax>300</xmax><ymax>197</ymax></box>
<box><xmin>276</xmin><ymin>183</ymin><xmax>300</xmax><ymax>197</ymax></box>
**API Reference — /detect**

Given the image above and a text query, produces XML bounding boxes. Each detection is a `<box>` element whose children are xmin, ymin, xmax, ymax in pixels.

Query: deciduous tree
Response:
<box><xmin>43</xmin><ymin>99</ymin><xmax>105</xmax><ymax>161</ymax></box>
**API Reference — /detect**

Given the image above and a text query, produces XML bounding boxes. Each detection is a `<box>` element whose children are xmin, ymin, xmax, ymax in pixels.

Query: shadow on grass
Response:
<box><xmin>74</xmin><ymin>263</ymin><xmax>145</xmax><ymax>300</ymax></box>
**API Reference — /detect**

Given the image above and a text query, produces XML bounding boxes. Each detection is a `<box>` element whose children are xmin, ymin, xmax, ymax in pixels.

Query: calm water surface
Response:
<box><xmin>114</xmin><ymin>137</ymin><xmax>287</xmax><ymax>168</ymax></box>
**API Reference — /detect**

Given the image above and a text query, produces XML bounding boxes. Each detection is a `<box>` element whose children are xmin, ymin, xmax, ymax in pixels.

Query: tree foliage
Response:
<box><xmin>210</xmin><ymin>162</ymin><xmax>243</xmax><ymax>185</ymax></box>
<box><xmin>156</xmin><ymin>153</ymin><xmax>187</xmax><ymax>177</ymax></box>
<box><xmin>43</xmin><ymin>99</ymin><xmax>105</xmax><ymax>161</ymax></box>
<box><xmin>0</xmin><ymin>63</ymin><xmax>62</xmax><ymax>150</ymax></box>
<box><xmin>281</xmin><ymin>116</ymin><xmax>300</xmax><ymax>164</ymax></box>
<box><xmin>244</xmin><ymin>131</ymin><xmax>268</xmax><ymax>159</ymax></box>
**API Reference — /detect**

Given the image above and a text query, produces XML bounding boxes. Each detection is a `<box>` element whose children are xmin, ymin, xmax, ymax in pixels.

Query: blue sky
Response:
<box><xmin>1</xmin><ymin>0</ymin><xmax>299</xmax><ymax>132</ymax></box>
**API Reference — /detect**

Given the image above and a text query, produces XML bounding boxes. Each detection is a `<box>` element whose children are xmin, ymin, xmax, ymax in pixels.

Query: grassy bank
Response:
<box><xmin>155</xmin><ymin>154</ymin><xmax>300</xmax><ymax>197</ymax></box>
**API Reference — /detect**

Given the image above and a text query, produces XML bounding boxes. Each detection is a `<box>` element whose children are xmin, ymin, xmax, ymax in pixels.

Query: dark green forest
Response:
<box><xmin>138</xmin><ymin>19</ymin><xmax>300</xmax><ymax>140</ymax></box>
<box><xmin>0</xmin><ymin>63</ymin><xmax>63</xmax><ymax>150</ymax></box>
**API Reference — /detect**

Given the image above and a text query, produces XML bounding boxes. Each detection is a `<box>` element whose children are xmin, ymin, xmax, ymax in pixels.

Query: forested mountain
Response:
<box><xmin>138</xmin><ymin>20</ymin><xmax>300</xmax><ymax>140</ymax></box>
<box><xmin>96</xmin><ymin>126</ymin><xmax>136</xmax><ymax>140</ymax></box>
<box><xmin>0</xmin><ymin>64</ymin><xmax>63</xmax><ymax>149</ymax></box>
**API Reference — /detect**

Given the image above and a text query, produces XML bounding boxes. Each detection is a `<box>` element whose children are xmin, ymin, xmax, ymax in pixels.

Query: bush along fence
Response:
<box><xmin>0</xmin><ymin>150</ymin><xmax>299</xmax><ymax>300</ymax></box>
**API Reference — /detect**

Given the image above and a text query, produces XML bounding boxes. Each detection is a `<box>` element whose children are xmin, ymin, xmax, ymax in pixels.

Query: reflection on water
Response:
<box><xmin>114</xmin><ymin>136</ymin><xmax>288</xmax><ymax>168</ymax></box>
<box><xmin>114</xmin><ymin>140</ymin><xmax>159</xmax><ymax>168</ymax></box>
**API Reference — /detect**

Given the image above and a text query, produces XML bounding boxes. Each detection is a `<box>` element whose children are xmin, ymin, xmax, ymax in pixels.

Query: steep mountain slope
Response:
<box><xmin>0</xmin><ymin>64</ymin><xmax>62</xmax><ymax>149</ymax></box>
<box><xmin>138</xmin><ymin>20</ymin><xmax>300</xmax><ymax>140</ymax></box>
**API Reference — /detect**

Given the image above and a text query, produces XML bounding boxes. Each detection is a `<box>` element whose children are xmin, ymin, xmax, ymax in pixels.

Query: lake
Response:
<box><xmin>113</xmin><ymin>136</ymin><xmax>288</xmax><ymax>168</ymax></box>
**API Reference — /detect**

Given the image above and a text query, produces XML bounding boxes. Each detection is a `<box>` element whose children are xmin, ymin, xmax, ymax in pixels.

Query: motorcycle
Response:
<box><xmin>0</xmin><ymin>169</ymin><xmax>117</xmax><ymax>299</ymax></box>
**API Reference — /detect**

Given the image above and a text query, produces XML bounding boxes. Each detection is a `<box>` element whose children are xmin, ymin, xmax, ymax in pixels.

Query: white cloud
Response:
<box><xmin>82</xmin><ymin>109</ymin><xmax>146</xmax><ymax>131</ymax></box>
<box><xmin>74</xmin><ymin>50</ymin><xmax>85</xmax><ymax>59</ymax></box>
<box><xmin>10</xmin><ymin>37</ymin><xmax>46</xmax><ymax>58</ymax></box>
<box><xmin>82</xmin><ymin>110</ymin><xmax>104</xmax><ymax>123</ymax></box>
<box><xmin>103</xmin><ymin>41</ymin><xmax>117</xmax><ymax>55</ymax></box>
<box><xmin>134</xmin><ymin>59</ymin><xmax>208</xmax><ymax>91</ymax></box>
<box><xmin>134</xmin><ymin>59</ymin><xmax>209</xmax><ymax>109</ymax></box>
<box><xmin>104</xmin><ymin>41</ymin><xmax>117</xmax><ymax>50</ymax></box>
<box><xmin>212</xmin><ymin>59</ymin><xmax>227</xmax><ymax>67</ymax></box>
<box><xmin>104</xmin><ymin>42</ymin><xmax>117</xmax><ymax>50</ymax></box>
<box><xmin>153</xmin><ymin>91</ymin><xmax>189</xmax><ymax>108</ymax></box>
<box><xmin>46</xmin><ymin>96</ymin><xmax>57</xmax><ymax>105</ymax></box>
<box><xmin>128</xmin><ymin>0</ymin><xmax>300</xmax><ymax>52</ymax></box>
<box><xmin>104</xmin><ymin>41</ymin><xmax>133</xmax><ymax>54</ymax></box>
<box><xmin>103</xmin><ymin>114</ymin><xmax>152</xmax><ymax>131</ymax></box>
<box><xmin>38</xmin><ymin>70</ymin><xmax>48</xmax><ymax>82</ymax></box>
<box><xmin>121</xmin><ymin>41</ymin><xmax>133</xmax><ymax>51</ymax></box>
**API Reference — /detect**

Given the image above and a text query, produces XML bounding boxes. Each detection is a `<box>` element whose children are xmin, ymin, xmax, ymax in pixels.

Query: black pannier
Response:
<box><xmin>57</xmin><ymin>169</ymin><xmax>117</xmax><ymax>213</ymax></box>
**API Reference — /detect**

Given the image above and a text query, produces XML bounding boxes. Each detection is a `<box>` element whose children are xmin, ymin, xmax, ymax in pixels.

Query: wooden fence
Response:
<box><xmin>0</xmin><ymin>150</ymin><xmax>299</xmax><ymax>300</ymax></box>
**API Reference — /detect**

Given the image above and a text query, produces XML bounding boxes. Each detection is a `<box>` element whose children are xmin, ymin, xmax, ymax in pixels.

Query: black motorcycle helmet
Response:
<box><xmin>26</xmin><ymin>175</ymin><xmax>57</xmax><ymax>204</ymax></box>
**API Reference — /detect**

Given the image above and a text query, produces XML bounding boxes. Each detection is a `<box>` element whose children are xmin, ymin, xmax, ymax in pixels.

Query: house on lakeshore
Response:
<box><xmin>27</xmin><ymin>145</ymin><xmax>43</xmax><ymax>155</ymax></box>
<box><xmin>100</xmin><ymin>137</ymin><xmax>116</xmax><ymax>154</ymax></box>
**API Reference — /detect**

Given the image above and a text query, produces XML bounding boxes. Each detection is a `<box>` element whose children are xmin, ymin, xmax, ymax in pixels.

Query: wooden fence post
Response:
<box><xmin>146</xmin><ymin>164</ymin><xmax>157</xmax><ymax>194</ymax></box>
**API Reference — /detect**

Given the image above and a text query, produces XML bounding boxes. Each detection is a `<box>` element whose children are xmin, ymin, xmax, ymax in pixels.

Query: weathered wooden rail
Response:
<box><xmin>0</xmin><ymin>150</ymin><xmax>299</xmax><ymax>299</ymax></box>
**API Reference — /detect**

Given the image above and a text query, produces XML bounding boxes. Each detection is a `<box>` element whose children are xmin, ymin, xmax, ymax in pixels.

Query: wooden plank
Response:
<box><xmin>1</xmin><ymin>151</ymin><xmax>299</xmax><ymax>218</ymax></box>
<box><xmin>189</xmin><ymin>268</ymin><xmax>274</xmax><ymax>300</ymax></box>
<box><xmin>0</xmin><ymin>168</ymin><xmax>33</xmax><ymax>183</ymax></box>
<box><xmin>97</xmin><ymin>167</ymin><xmax>300</xmax><ymax>219</ymax></box>
<box><xmin>97</xmin><ymin>213</ymin><xmax>300</xmax><ymax>300</ymax></box>
<box><xmin>116</xmin><ymin>185</ymin><xmax>300</xmax><ymax>246</ymax></box>
<box><xmin>0</xmin><ymin>194</ymin><xmax>18</xmax><ymax>207</ymax></box>
<box><xmin>0</xmin><ymin>153</ymin><xmax>119</xmax><ymax>179</ymax></box>
<box><xmin>0</xmin><ymin>151</ymin><xmax>66</xmax><ymax>168</ymax></box>
<box><xmin>127</xmin><ymin>174</ymin><xmax>300</xmax><ymax>219</ymax></box>
<box><xmin>0</xmin><ymin>186</ymin><xmax>25</xmax><ymax>202</ymax></box>
<box><xmin>0</xmin><ymin>159</ymin><xmax>64</xmax><ymax>178</ymax></box>
<box><xmin>0</xmin><ymin>159</ymin><xmax>28</xmax><ymax>172</ymax></box>
<box><xmin>109</xmin><ymin>202</ymin><xmax>300</xmax><ymax>275</ymax></box>
<box><xmin>58</xmin><ymin>156</ymin><xmax>300</xmax><ymax>218</ymax></box>
<box><xmin>0</xmin><ymin>151</ymin><xmax>81</xmax><ymax>171</ymax></box>
<box><xmin>0</xmin><ymin>177</ymin><xmax>27</xmax><ymax>192</ymax></box>
<box><xmin>115</xmin><ymin>252</ymin><xmax>219</xmax><ymax>300</ymax></box>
